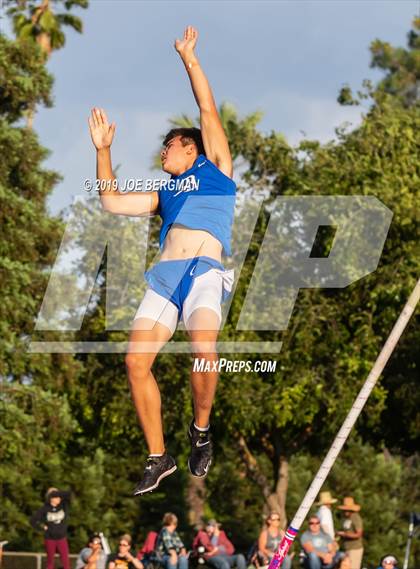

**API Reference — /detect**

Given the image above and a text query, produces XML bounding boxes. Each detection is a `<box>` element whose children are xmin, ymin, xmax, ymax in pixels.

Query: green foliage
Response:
<box><xmin>0</xmin><ymin>33</ymin><xmax>53</xmax><ymax>121</ymax></box>
<box><xmin>0</xmin><ymin>10</ymin><xmax>418</xmax><ymax>568</ymax></box>
<box><xmin>6</xmin><ymin>0</ymin><xmax>88</xmax><ymax>55</ymax></box>
<box><xmin>0</xmin><ymin>384</ymin><xmax>77</xmax><ymax>548</ymax></box>
<box><xmin>0</xmin><ymin>29</ymin><xmax>82</xmax><ymax>549</ymax></box>
<box><xmin>288</xmin><ymin>440</ymin><xmax>420</xmax><ymax>567</ymax></box>
<box><xmin>338</xmin><ymin>16</ymin><xmax>420</xmax><ymax>107</ymax></box>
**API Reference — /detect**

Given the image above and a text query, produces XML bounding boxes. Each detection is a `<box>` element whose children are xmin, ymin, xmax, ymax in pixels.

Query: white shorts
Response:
<box><xmin>134</xmin><ymin>267</ymin><xmax>233</xmax><ymax>334</ymax></box>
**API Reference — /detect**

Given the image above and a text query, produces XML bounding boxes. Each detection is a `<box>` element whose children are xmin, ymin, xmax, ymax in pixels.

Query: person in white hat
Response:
<box><xmin>376</xmin><ymin>554</ymin><xmax>398</xmax><ymax>569</ymax></box>
<box><xmin>336</xmin><ymin>497</ymin><xmax>363</xmax><ymax>569</ymax></box>
<box><xmin>316</xmin><ymin>491</ymin><xmax>337</xmax><ymax>541</ymax></box>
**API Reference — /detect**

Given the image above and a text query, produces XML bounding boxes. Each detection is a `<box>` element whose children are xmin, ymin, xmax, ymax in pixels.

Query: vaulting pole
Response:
<box><xmin>269</xmin><ymin>279</ymin><xmax>420</xmax><ymax>569</ymax></box>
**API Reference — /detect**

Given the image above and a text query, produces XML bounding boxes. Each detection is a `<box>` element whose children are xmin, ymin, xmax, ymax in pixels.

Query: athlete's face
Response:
<box><xmin>161</xmin><ymin>135</ymin><xmax>197</xmax><ymax>175</ymax></box>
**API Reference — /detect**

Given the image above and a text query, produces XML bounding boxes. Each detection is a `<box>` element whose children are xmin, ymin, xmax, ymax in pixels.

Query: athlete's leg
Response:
<box><xmin>183</xmin><ymin>268</ymin><xmax>224</xmax><ymax>428</ymax></box>
<box><xmin>128</xmin><ymin>286</ymin><xmax>180</xmax><ymax>495</ymax></box>
<box><xmin>186</xmin><ymin>307</ymin><xmax>221</xmax><ymax>428</ymax></box>
<box><xmin>125</xmin><ymin>317</ymin><xmax>174</xmax><ymax>454</ymax></box>
<box><xmin>184</xmin><ymin>304</ymin><xmax>221</xmax><ymax>477</ymax></box>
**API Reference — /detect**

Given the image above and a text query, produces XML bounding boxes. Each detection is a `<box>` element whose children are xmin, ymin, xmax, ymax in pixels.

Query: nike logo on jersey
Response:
<box><xmin>173</xmin><ymin>174</ymin><xmax>199</xmax><ymax>197</ymax></box>
<box><xmin>190</xmin><ymin>266</ymin><xmax>196</xmax><ymax>276</ymax></box>
<box><xmin>198</xmin><ymin>161</ymin><xmax>206</xmax><ymax>167</ymax></box>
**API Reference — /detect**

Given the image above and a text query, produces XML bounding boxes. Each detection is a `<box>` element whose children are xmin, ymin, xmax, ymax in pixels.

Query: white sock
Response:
<box><xmin>148</xmin><ymin>453</ymin><xmax>164</xmax><ymax>458</ymax></box>
<box><xmin>194</xmin><ymin>422</ymin><xmax>210</xmax><ymax>432</ymax></box>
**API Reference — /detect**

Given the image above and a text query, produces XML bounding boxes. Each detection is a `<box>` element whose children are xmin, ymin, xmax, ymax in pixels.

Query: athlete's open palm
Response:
<box><xmin>88</xmin><ymin>107</ymin><xmax>116</xmax><ymax>150</ymax></box>
<box><xmin>175</xmin><ymin>25</ymin><xmax>198</xmax><ymax>57</ymax></box>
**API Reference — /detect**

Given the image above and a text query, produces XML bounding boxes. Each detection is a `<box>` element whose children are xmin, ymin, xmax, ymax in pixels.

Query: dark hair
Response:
<box><xmin>163</xmin><ymin>127</ymin><xmax>205</xmax><ymax>156</ymax></box>
<box><xmin>89</xmin><ymin>533</ymin><xmax>101</xmax><ymax>544</ymax></box>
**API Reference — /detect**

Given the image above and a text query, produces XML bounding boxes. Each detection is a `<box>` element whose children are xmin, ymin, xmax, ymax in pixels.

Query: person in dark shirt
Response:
<box><xmin>107</xmin><ymin>534</ymin><xmax>143</xmax><ymax>569</ymax></box>
<box><xmin>30</xmin><ymin>487</ymin><xmax>71</xmax><ymax>569</ymax></box>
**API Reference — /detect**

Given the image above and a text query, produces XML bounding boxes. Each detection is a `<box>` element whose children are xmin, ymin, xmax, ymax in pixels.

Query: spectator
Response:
<box><xmin>336</xmin><ymin>497</ymin><xmax>363</xmax><ymax>569</ymax></box>
<box><xmin>30</xmin><ymin>487</ymin><xmax>71</xmax><ymax>569</ymax></box>
<box><xmin>376</xmin><ymin>555</ymin><xmax>399</xmax><ymax>569</ymax></box>
<box><xmin>300</xmin><ymin>515</ymin><xmax>340</xmax><ymax>569</ymax></box>
<box><xmin>257</xmin><ymin>512</ymin><xmax>291</xmax><ymax>569</ymax></box>
<box><xmin>156</xmin><ymin>513</ymin><xmax>188</xmax><ymax>569</ymax></box>
<box><xmin>316</xmin><ymin>492</ymin><xmax>337</xmax><ymax>541</ymax></box>
<box><xmin>108</xmin><ymin>534</ymin><xmax>143</xmax><ymax>569</ymax></box>
<box><xmin>192</xmin><ymin>519</ymin><xmax>246</xmax><ymax>569</ymax></box>
<box><xmin>75</xmin><ymin>534</ymin><xmax>108</xmax><ymax>569</ymax></box>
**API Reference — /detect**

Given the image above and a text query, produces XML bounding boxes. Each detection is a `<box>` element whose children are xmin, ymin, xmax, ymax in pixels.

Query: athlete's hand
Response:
<box><xmin>88</xmin><ymin>107</ymin><xmax>116</xmax><ymax>150</ymax></box>
<box><xmin>174</xmin><ymin>25</ymin><xmax>198</xmax><ymax>60</ymax></box>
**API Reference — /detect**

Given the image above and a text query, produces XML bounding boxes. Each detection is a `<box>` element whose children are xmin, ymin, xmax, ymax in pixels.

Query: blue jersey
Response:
<box><xmin>158</xmin><ymin>154</ymin><xmax>236</xmax><ymax>256</ymax></box>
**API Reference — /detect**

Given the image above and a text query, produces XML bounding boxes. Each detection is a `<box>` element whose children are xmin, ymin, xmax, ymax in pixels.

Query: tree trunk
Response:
<box><xmin>265</xmin><ymin>455</ymin><xmax>289</xmax><ymax>528</ymax></box>
<box><xmin>185</xmin><ymin>476</ymin><xmax>206</xmax><ymax>529</ymax></box>
<box><xmin>25</xmin><ymin>0</ymin><xmax>51</xmax><ymax>129</ymax></box>
<box><xmin>238</xmin><ymin>435</ymin><xmax>289</xmax><ymax>529</ymax></box>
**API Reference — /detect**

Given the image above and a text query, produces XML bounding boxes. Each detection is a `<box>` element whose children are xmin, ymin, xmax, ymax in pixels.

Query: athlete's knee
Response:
<box><xmin>125</xmin><ymin>352</ymin><xmax>154</xmax><ymax>380</ymax></box>
<box><xmin>193</xmin><ymin>344</ymin><xmax>218</xmax><ymax>361</ymax></box>
<box><xmin>190</xmin><ymin>332</ymin><xmax>218</xmax><ymax>357</ymax></box>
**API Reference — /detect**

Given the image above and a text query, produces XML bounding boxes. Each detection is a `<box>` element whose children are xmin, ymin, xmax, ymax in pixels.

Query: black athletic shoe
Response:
<box><xmin>132</xmin><ymin>454</ymin><xmax>177</xmax><ymax>496</ymax></box>
<box><xmin>188</xmin><ymin>421</ymin><xmax>213</xmax><ymax>477</ymax></box>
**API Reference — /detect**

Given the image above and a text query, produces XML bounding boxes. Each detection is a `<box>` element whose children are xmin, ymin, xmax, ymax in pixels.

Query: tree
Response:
<box><xmin>5</xmin><ymin>0</ymin><xmax>88</xmax><ymax>126</ymax></box>
<box><xmin>0</xmin><ymin>32</ymin><xmax>82</xmax><ymax>548</ymax></box>
<box><xmin>218</xmin><ymin>15</ymin><xmax>419</xmax><ymax>528</ymax></box>
<box><xmin>339</xmin><ymin>17</ymin><xmax>420</xmax><ymax>108</ymax></box>
<box><xmin>287</xmin><ymin>440</ymin><xmax>420</xmax><ymax>567</ymax></box>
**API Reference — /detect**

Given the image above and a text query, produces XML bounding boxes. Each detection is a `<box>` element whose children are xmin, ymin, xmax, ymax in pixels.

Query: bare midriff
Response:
<box><xmin>160</xmin><ymin>223</ymin><xmax>222</xmax><ymax>262</ymax></box>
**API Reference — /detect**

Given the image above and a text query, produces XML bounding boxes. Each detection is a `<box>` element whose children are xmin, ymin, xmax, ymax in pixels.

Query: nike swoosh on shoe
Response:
<box><xmin>133</xmin><ymin>465</ymin><xmax>177</xmax><ymax>496</ymax></box>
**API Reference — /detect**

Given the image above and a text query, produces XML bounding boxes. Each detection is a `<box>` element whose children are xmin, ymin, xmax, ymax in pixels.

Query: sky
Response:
<box><xmin>2</xmin><ymin>0</ymin><xmax>418</xmax><ymax>213</ymax></box>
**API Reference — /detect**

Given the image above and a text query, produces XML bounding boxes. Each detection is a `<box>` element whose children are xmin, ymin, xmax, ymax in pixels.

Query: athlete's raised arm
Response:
<box><xmin>175</xmin><ymin>26</ymin><xmax>233</xmax><ymax>178</ymax></box>
<box><xmin>88</xmin><ymin>107</ymin><xmax>159</xmax><ymax>216</ymax></box>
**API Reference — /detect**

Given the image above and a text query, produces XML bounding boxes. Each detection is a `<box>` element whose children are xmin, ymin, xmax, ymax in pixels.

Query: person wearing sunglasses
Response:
<box><xmin>257</xmin><ymin>513</ymin><xmax>291</xmax><ymax>569</ymax></box>
<box><xmin>108</xmin><ymin>535</ymin><xmax>143</xmax><ymax>569</ymax></box>
<box><xmin>75</xmin><ymin>534</ymin><xmax>107</xmax><ymax>569</ymax></box>
<box><xmin>300</xmin><ymin>516</ymin><xmax>341</xmax><ymax>569</ymax></box>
